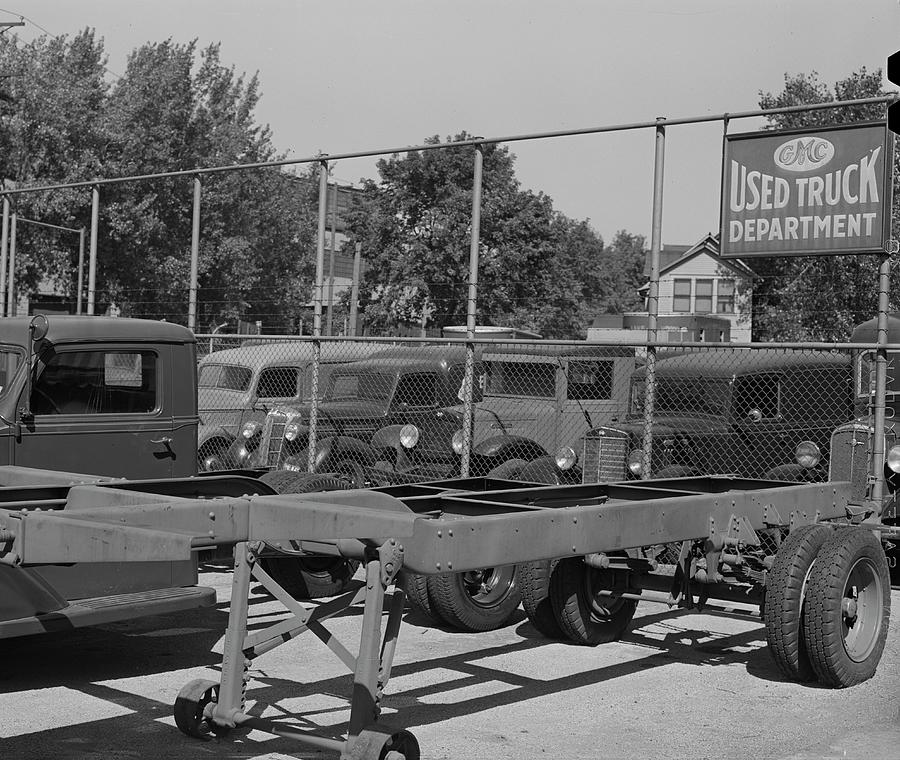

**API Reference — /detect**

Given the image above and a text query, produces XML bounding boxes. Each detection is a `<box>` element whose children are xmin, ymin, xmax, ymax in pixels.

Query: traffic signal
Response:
<box><xmin>888</xmin><ymin>51</ymin><xmax>900</xmax><ymax>134</ymax></box>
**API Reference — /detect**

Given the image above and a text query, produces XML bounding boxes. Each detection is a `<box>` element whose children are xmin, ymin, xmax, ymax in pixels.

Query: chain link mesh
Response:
<box><xmin>197</xmin><ymin>336</ymin><xmax>873</xmax><ymax>494</ymax></box>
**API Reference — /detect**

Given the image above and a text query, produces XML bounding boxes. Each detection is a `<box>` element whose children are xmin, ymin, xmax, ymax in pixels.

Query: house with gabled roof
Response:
<box><xmin>636</xmin><ymin>232</ymin><xmax>755</xmax><ymax>342</ymax></box>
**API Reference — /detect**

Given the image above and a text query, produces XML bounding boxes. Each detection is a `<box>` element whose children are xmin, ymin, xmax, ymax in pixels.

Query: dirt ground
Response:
<box><xmin>0</xmin><ymin>566</ymin><xmax>897</xmax><ymax>760</ymax></box>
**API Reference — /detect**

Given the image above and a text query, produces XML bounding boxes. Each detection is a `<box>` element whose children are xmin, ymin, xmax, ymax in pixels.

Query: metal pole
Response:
<box><xmin>349</xmin><ymin>242</ymin><xmax>361</xmax><ymax>336</ymax></box>
<box><xmin>7</xmin><ymin>211</ymin><xmax>16</xmax><ymax>316</ymax></box>
<box><xmin>188</xmin><ymin>176</ymin><xmax>202</xmax><ymax>331</ymax></box>
<box><xmin>76</xmin><ymin>228</ymin><xmax>85</xmax><ymax>315</ymax></box>
<box><xmin>326</xmin><ymin>181</ymin><xmax>337</xmax><ymax>336</ymax></box>
<box><xmin>307</xmin><ymin>161</ymin><xmax>329</xmax><ymax>474</ymax></box>
<box><xmin>641</xmin><ymin>118</ymin><xmax>666</xmax><ymax>479</ymax></box>
<box><xmin>0</xmin><ymin>197</ymin><xmax>9</xmax><ymax>317</ymax></box>
<box><xmin>87</xmin><ymin>186</ymin><xmax>99</xmax><ymax>315</ymax></box>
<box><xmin>460</xmin><ymin>144</ymin><xmax>484</xmax><ymax>478</ymax></box>
<box><xmin>869</xmin><ymin>253</ymin><xmax>891</xmax><ymax>513</ymax></box>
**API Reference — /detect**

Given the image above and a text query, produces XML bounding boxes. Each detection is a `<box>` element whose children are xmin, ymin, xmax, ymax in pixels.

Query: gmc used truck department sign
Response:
<box><xmin>719</xmin><ymin>122</ymin><xmax>892</xmax><ymax>258</ymax></box>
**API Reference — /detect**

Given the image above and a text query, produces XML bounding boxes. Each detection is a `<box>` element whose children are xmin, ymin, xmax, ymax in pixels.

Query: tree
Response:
<box><xmin>751</xmin><ymin>68</ymin><xmax>894</xmax><ymax>341</ymax></box>
<box><xmin>0</xmin><ymin>32</ymin><xmax>318</xmax><ymax>330</ymax></box>
<box><xmin>347</xmin><ymin>133</ymin><xmax>634</xmax><ymax>338</ymax></box>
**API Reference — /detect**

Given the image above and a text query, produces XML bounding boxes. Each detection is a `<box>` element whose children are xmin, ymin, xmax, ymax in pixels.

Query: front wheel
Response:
<box><xmin>426</xmin><ymin>565</ymin><xmax>521</xmax><ymax>631</ymax></box>
<box><xmin>256</xmin><ymin>470</ymin><xmax>359</xmax><ymax>599</ymax></box>
<box><xmin>803</xmin><ymin>526</ymin><xmax>891</xmax><ymax>687</ymax></box>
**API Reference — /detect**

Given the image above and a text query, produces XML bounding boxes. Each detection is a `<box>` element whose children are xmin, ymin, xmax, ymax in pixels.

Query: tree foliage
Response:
<box><xmin>751</xmin><ymin>68</ymin><xmax>894</xmax><ymax>341</ymax></box>
<box><xmin>347</xmin><ymin>134</ymin><xmax>645</xmax><ymax>338</ymax></box>
<box><xmin>0</xmin><ymin>32</ymin><xmax>315</xmax><ymax>330</ymax></box>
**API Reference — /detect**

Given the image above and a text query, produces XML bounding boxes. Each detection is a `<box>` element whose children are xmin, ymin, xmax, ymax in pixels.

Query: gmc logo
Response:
<box><xmin>774</xmin><ymin>137</ymin><xmax>835</xmax><ymax>172</ymax></box>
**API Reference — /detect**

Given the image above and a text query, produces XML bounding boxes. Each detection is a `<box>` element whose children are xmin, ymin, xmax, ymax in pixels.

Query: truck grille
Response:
<box><xmin>581</xmin><ymin>428</ymin><xmax>629</xmax><ymax>483</ymax></box>
<box><xmin>828</xmin><ymin>423</ymin><xmax>870</xmax><ymax>498</ymax></box>
<box><xmin>261</xmin><ymin>409</ymin><xmax>293</xmax><ymax>468</ymax></box>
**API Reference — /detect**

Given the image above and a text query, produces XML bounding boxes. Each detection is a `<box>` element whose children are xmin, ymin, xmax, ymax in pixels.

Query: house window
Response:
<box><xmin>717</xmin><ymin>279</ymin><xmax>735</xmax><ymax>313</ymax></box>
<box><xmin>673</xmin><ymin>279</ymin><xmax>691</xmax><ymax>312</ymax></box>
<box><xmin>695</xmin><ymin>279</ymin><xmax>713</xmax><ymax>313</ymax></box>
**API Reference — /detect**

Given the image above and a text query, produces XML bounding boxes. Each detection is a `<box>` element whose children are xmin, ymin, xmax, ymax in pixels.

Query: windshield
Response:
<box><xmin>324</xmin><ymin>371</ymin><xmax>395</xmax><ymax>402</ymax></box>
<box><xmin>198</xmin><ymin>363</ymin><xmax>253</xmax><ymax>392</ymax></box>
<box><xmin>630</xmin><ymin>376</ymin><xmax>732</xmax><ymax>417</ymax></box>
<box><xmin>0</xmin><ymin>348</ymin><xmax>23</xmax><ymax>398</ymax></box>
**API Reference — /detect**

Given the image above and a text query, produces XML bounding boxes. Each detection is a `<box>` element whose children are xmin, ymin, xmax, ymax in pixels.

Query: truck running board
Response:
<box><xmin>0</xmin><ymin>585</ymin><xmax>216</xmax><ymax>639</ymax></box>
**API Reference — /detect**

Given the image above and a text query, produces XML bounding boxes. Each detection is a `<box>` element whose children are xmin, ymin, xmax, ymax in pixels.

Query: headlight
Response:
<box><xmin>794</xmin><ymin>441</ymin><xmax>820</xmax><ymax>469</ymax></box>
<box><xmin>399</xmin><ymin>424</ymin><xmax>420</xmax><ymax>449</ymax></box>
<box><xmin>627</xmin><ymin>449</ymin><xmax>644</xmax><ymax>476</ymax></box>
<box><xmin>451</xmin><ymin>429</ymin><xmax>465</xmax><ymax>455</ymax></box>
<box><xmin>887</xmin><ymin>444</ymin><xmax>900</xmax><ymax>473</ymax></box>
<box><xmin>241</xmin><ymin>420</ymin><xmax>261</xmax><ymax>438</ymax></box>
<box><xmin>554</xmin><ymin>446</ymin><xmax>577</xmax><ymax>471</ymax></box>
<box><xmin>284</xmin><ymin>421</ymin><xmax>302</xmax><ymax>441</ymax></box>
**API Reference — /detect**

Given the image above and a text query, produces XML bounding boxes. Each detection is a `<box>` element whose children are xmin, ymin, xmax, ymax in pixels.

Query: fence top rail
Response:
<box><xmin>194</xmin><ymin>333</ymin><xmax>900</xmax><ymax>353</ymax></box>
<box><xmin>2</xmin><ymin>96</ymin><xmax>893</xmax><ymax>198</ymax></box>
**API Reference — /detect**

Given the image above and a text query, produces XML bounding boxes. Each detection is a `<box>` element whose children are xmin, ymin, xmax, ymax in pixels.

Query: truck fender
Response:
<box><xmin>370</xmin><ymin>425</ymin><xmax>405</xmax><ymax>454</ymax></box>
<box><xmin>517</xmin><ymin>456</ymin><xmax>582</xmax><ymax>485</ymax></box>
<box><xmin>474</xmin><ymin>434</ymin><xmax>547</xmax><ymax>463</ymax></box>
<box><xmin>285</xmin><ymin>435</ymin><xmax>380</xmax><ymax>473</ymax></box>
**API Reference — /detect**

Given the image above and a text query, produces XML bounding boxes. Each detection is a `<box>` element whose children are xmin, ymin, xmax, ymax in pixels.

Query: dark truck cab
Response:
<box><xmin>579</xmin><ymin>348</ymin><xmax>854</xmax><ymax>483</ymax></box>
<box><xmin>0</xmin><ymin>315</ymin><xmax>230</xmax><ymax>639</ymax></box>
<box><xmin>0</xmin><ymin>315</ymin><xmax>198</xmax><ymax>478</ymax></box>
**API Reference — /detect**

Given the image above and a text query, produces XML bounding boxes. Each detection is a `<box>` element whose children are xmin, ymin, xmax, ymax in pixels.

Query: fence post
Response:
<box><xmin>87</xmin><ymin>186</ymin><xmax>99</xmax><ymax>316</ymax></box>
<box><xmin>76</xmin><ymin>228</ymin><xmax>85</xmax><ymax>315</ymax></box>
<box><xmin>307</xmin><ymin>160</ymin><xmax>329</xmax><ymax>474</ymax></box>
<box><xmin>349</xmin><ymin>242</ymin><xmax>361</xmax><ymax>336</ymax></box>
<box><xmin>6</xmin><ymin>210</ymin><xmax>15</xmax><ymax>317</ymax></box>
<box><xmin>641</xmin><ymin>118</ymin><xmax>666</xmax><ymax>479</ymax></box>
<box><xmin>0</xmin><ymin>197</ymin><xmax>8</xmax><ymax>317</ymax></box>
<box><xmin>188</xmin><ymin>175</ymin><xmax>202</xmax><ymax>331</ymax></box>
<box><xmin>460</xmin><ymin>143</ymin><xmax>484</xmax><ymax>478</ymax></box>
<box><xmin>869</xmin><ymin>252</ymin><xmax>892</xmax><ymax>512</ymax></box>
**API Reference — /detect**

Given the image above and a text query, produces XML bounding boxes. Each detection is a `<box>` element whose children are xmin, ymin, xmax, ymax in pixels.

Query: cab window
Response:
<box><xmin>256</xmin><ymin>366</ymin><xmax>300</xmax><ymax>399</ymax></box>
<box><xmin>393</xmin><ymin>373</ymin><xmax>438</xmax><ymax>407</ymax></box>
<box><xmin>567</xmin><ymin>360</ymin><xmax>613</xmax><ymax>400</ymax></box>
<box><xmin>485</xmin><ymin>361</ymin><xmax>555</xmax><ymax>398</ymax></box>
<box><xmin>0</xmin><ymin>347</ymin><xmax>23</xmax><ymax>398</ymax></box>
<box><xmin>732</xmin><ymin>373</ymin><xmax>781</xmax><ymax>421</ymax></box>
<box><xmin>32</xmin><ymin>350</ymin><xmax>157</xmax><ymax>415</ymax></box>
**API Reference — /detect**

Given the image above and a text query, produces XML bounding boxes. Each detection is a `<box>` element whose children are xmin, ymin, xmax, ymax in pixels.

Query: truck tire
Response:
<box><xmin>763</xmin><ymin>523</ymin><xmax>835</xmax><ymax>682</ymax></box>
<box><xmin>426</xmin><ymin>565</ymin><xmax>521</xmax><ymax>632</ymax></box>
<box><xmin>257</xmin><ymin>470</ymin><xmax>359</xmax><ymax>599</ymax></box>
<box><xmin>803</xmin><ymin>526</ymin><xmax>891</xmax><ymax>687</ymax></box>
<box><xmin>550</xmin><ymin>556</ymin><xmax>638</xmax><ymax>645</ymax></box>
<box><xmin>198</xmin><ymin>439</ymin><xmax>230</xmax><ymax>472</ymax></box>
<box><xmin>520</xmin><ymin>559</ymin><xmax>564</xmax><ymax>639</ymax></box>
<box><xmin>397</xmin><ymin>571</ymin><xmax>439</xmax><ymax>624</ymax></box>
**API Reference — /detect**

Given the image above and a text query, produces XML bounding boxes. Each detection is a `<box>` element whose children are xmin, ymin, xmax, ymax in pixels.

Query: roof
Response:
<box><xmin>483</xmin><ymin>343</ymin><xmax>634</xmax><ymax>359</ymax></box>
<box><xmin>0</xmin><ymin>316</ymin><xmax>194</xmax><ymax>347</ymax></box>
<box><xmin>851</xmin><ymin>315</ymin><xmax>900</xmax><ymax>344</ymax></box>
<box><xmin>199</xmin><ymin>340</ymin><xmax>382</xmax><ymax>370</ymax></box>
<box><xmin>333</xmin><ymin>343</ymin><xmax>473</xmax><ymax>374</ymax></box>
<box><xmin>633</xmin><ymin>348</ymin><xmax>850</xmax><ymax>379</ymax></box>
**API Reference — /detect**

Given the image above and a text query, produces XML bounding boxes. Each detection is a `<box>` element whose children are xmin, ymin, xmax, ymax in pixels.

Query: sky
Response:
<box><xmin>3</xmin><ymin>0</ymin><xmax>898</xmax><ymax>247</ymax></box>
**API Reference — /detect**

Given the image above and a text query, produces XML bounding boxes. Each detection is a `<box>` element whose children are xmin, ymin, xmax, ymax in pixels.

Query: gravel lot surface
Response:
<box><xmin>0</xmin><ymin>564</ymin><xmax>897</xmax><ymax>760</ymax></box>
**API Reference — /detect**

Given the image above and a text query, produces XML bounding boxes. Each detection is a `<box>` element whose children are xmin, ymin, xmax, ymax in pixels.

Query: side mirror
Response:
<box><xmin>20</xmin><ymin>315</ymin><xmax>50</xmax><ymax>421</ymax></box>
<box><xmin>30</xmin><ymin>314</ymin><xmax>49</xmax><ymax>343</ymax></box>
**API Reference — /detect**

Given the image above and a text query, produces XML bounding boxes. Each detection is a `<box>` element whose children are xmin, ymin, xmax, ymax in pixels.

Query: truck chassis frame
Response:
<box><xmin>0</xmin><ymin>473</ymin><xmax>891</xmax><ymax>759</ymax></box>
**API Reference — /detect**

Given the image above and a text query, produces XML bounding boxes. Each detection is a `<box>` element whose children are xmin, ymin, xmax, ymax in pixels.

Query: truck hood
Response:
<box><xmin>595</xmin><ymin>415</ymin><xmax>731</xmax><ymax>439</ymax></box>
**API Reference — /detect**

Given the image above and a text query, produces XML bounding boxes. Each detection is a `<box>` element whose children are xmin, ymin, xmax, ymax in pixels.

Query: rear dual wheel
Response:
<box><xmin>764</xmin><ymin>524</ymin><xmax>890</xmax><ymax>688</ymax></box>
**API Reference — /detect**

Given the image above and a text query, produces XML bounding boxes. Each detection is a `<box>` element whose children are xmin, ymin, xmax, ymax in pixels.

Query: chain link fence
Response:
<box><xmin>197</xmin><ymin>335</ymin><xmax>880</xmax><ymax>495</ymax></box>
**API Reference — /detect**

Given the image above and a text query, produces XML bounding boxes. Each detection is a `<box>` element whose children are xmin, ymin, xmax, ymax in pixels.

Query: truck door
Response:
<box><xmin>14</xmin><ymin>346</ymin><xmax>177</xmax><ymax>478</ymax></box>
